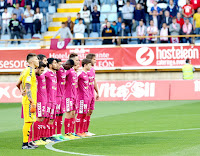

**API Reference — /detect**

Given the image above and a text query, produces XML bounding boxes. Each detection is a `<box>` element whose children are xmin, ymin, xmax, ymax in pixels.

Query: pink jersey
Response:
<box><xmin>56</xmin><ymin>66</ymin><xmax>66</xmax><ymax>97</ymax></box>
<box><xmin>87</xmin><ymin>67</ymin><xmax>95</xmax><ymax>96</ymax></box>
<box><xmin>78</xmin><ymin>71</ymin><xmax>89</xmax><ymax>99</ymax></box>
<box><xmin>64</xmin><ymin>68</ymin><xmax>78</xmax><ymax>99</ymax></box>
<box><xmin>36</xmin><ymin>74</ymin><xmax>47</xmax><ymax>103</ymax></box>
<box><xmin>45</xmin><ymin>70</ymin><xmax>57</xmax><ymax>103</ymax></box>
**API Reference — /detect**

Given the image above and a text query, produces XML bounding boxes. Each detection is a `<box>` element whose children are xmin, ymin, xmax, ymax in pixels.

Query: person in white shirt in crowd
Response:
<box><xmin>24</xmin><ymin>4</ymin><xmax>34</xmax><ymax>36</ymax></box>
<box><xmin>160</xmin><ymin>23</ymin><xmax>169</xmax><ymax>43</ymax></box>
<box><xmin>136</xmin><ymin>20</ymin><xmax>147</xmax><ymax>44</ymax></box>
<box><xmin>84</xmin><ymin>0</ymin><xmax>98</xmax><ymax>12</ymax></box>
<box><xmin>33</xmin><ymin>7</ymin><xmax>43</xmax><ymax>34</ymax></box>
<box><xmin>2</xmin><ymin>8</ymin><xmax>11</xmax><ymax>35</ymax></box>
<box><xmin>73</xmin><ymin>18</ymin><xmax>85</xmax><ymax>45</ymax></box>
<box><xmin>53</xmin><ymin>22</ymin><xmax>73</xmax><ymax>39</ymax></box>
<box><xmin>147</xmin><ymin>20</ymin><xmax>158</xmax><ymax>43</ymax></box>
<box><xmin>169</xmin><ymin>17</ymin><xmax>180</xmax><ymax>43</ymax></box>
<box><xmin>0</xmin><ymin>0</ymin><xmax>6</xmax><ymax>16</ymax></box>
<box><xmin>122</xmin><ymin>0</ymin><xmax>134</xmax><ymax>31</ymax></box>
<box><xmin>101</xmin><ymin>18</ymin><xmax>108</xmax><ymax>33</ymax></box>
<box><xmin>81</xmin><ymin>5</ymin><xmax>90</xmax><ymax>35</ymax></box>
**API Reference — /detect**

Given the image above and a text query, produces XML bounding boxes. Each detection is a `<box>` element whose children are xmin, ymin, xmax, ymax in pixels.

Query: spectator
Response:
<box><xmin>157</xmin><ymin>0</ymin><xmax>168</xmax><ymax>10</ymax></box>
<box><xmin>53</xmin><ymin>22</ymin><xmax>73</xmax><ymax>39</ymax></box>
<box><xmin>102</xmin><ymin>22</ymin><xmax>116</xmax><ymax>45</ymax></box>
<box><xmin>111</xmin><ymin>21</ymin><xmax>118</xmax><ymax>35</ymax></box>
<box><xmin>190</xmin><ymin>0</ymin><xmax>200</xmax><ymax>11</ymax></box>
<box><xmin>136</xmin><ymin>20</ymin><xmax>147</xmax><ymax>44</ymax></box>
<box><xmin>7</xmin><ymin>0</ymin><xmax>13</xmax><ymax>7</ymax></box>
<box><xmin>181</xmin><ymin>18</ymin><xmax>193</xmax><ymax>43</ymax></box>
<box><xmin>91</xmin><ymin>5</ymin><xmax>100</xmax><ymax>36</ymax></box>
<box><xmin>24</xmin><ymin>4</ymin><xmax>34</xmax><ymax>36</ymax></box>
<box><xmin>118</xmin><ymin>22</ymin><xmax>129</xmax><ymax>44</ymax></box>
<box><xmin>161</xmin><ymin>10</ymin><xmax>172</xmax><ymax>28</ymax></box>
<box><xmin>33</xmin><ymin>7</ymin><xmax>43</xmax><ymax>34</ymax></box>
<box><xmin>12</xmin><ymin>3</ymin><xmax>24</xmax><ymax>20</ymax></box>
<box><xmin>150</xmin><ymin>0</ymin><xmax>162</xmax><ymax>16</ymax></box>
<box><xmin>182</xmin><ymin>0</ymin><xmax>194</xmax><ymax>24</ymax></box>
<box><xmin>65</xmin><ymin>16</ymin><xmax>74</xmax><ymax>34</ymax></box>
<box><xmin>169</xmin><ymin>17</ymin><xmax>181</xmax><ymax>43</ymax></box>
<box><xmin>81</xmin><ymin>5</ymin><xmax>90</xmax><ymax>35</ymax></box>
<box><xmin>147</xmin><ymin>0</ymin><xmax>155</xmax><ymax>15</ymax></box>
<box><xmin>39</xmin><ymin>0</ymin><xmax>49</xmax><ymax>15</ymax></box>
<box><xmin>160</xmin><ymin>23</ymin><xmax>169</xmax><ymax>43</ymax></box>
<box><xmin>0</xmin><ymin>16</ymin><xmax>2</xmax><ymax>38</ymax></box>
<box><xmin>176</xmin><ymin>12</ymin><xmax>184</xmax><ymax>28</ymax></box>
<box><xmin>75</xmin><ymin>13</ymin><xmax>81</xmax><ymax>24</ymax></box>
<box><xmin>117</xmin><ymin>16</ymin><xmax>122</xmax><ymax>32</ymax></box>
<box><xmin>193</xmin><ymin>7</ymin><xmax>200</xmax><ymax>39</ymax></box>
<box><xmin>122</xmin><ymin>0</ymin><xmax>134</xmax><ymax>30</ymax></box>
<box><xmin>101</xmin><ymin>18</ymin><xmax>108</xmax><ymax>32</ymax></box>
<box><xmin>147</xmin><ymin>20</ymin><xmax>158</xmax><ymax>43</ymax></box>
<box><xmin>84</xmin><ymin>0</ymin><xmax>98</xmax><ymax>12</ymax></box>
<box><xmin>2</xmin><ymin>8</ymin><xmax>11</xmax><ymax>35</ymax></box>
<box><xmin>150</xmin><ymin>10</ymin><xmax>161</xmax><ymax>29</ymax></box>
<box><xmin>116</xmin><ymin>0</ymin><xmax>125</xmax><ymax>18</ymax></box>
<box><xmin>73</xmin><ymin>18</ymin><xmax>85</xmax><ymax>45</ymax></box>
<box><xmin>0</xmin><ymin>0</ymin><xmax>7</xmax><ymax>16</ymax></box>
<box><xmin>130</xmin><ymin>0</ymin><xmax>136</xmax><ymax>6</ymax></box>
<box><xmin>134</xmin><ymin>3</ymin><xmax>145</xmax><ymax>25</ymax></box>
<box><xmin>27</xmin><ymin>0</ymin><xmax>39</xmax><ymax>11</ymax></box>
<box><xmin>132</xmin><ymin>19</ymin><xmax>137</xmax><ymax>33</ymax></box>
<box><xmin>166</xmin><ymin>0</ymin><xmax>178</xmax><ymax>17</ymax></box>
<box><xmin>9</xmin><ymin>13</ymin><xmax>21</xmax><ymax>44</ymax></box>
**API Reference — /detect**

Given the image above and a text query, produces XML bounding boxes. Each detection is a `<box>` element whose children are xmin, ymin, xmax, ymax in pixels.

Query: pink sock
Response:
<box><xmin>46</xmin><ymin>118</ymin><xmax>50</xmax><ymax>138</ymax></box>
<box><xmin>80</xmin><ymin>114</ymin><xmax>87</xmax><ymax>134</ymax></box>
<box><xmin>28</xmin><ymin>125</ymin><xmax>33</xmax><ymax>142</ymax></box>
<box><xmin>38</xmin><ymin>122</ymin><xmax>42</xmax><ymax>140</ymax></box>
<box><xmin>50</xmin><ymin>124</ymin><xmax>54</xmax><ymax>136</ymax></box>
<box><xmin>70</xmin><ymin>118</ymin><xmax>75</xmax><ymax>133</ymax></box>
<box><xmin>64</xmin><ymin>118</ymin><xmax>70</xmax><ymax>134</ymax></box>
<box><xmin>85</xmin><ymin>116</ymin><xmax>91</xmax><ymax>132</ymax></box>
<box><xmin>33</xmin><ymin>121</ymin><xmax>39</xmax><ymax>141</ymax></box>
<box><xmin>57</xmin><ymin>116</ymin><xmax>63</xmax><ymax>134</ymax></box>
<box><xmin>76</xmin><ymin>114</ymin><xmax>82</xmax><ymax>134</ymax></box>
<box><xmin>40</xmin><ymin>120</ymin><xmax>45</xmax><ymax>138</ymax></box>
<box><xmin>53</xmin><ymin>120</ymin><xmax>57</xmax><ymax>135</ymax></box>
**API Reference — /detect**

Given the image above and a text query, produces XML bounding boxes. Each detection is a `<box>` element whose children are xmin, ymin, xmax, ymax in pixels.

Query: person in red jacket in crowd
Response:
<box><xmin>176</xmin><ymin>12</ymin><xmax>184</xmax><ymax>28</ymax></box>
<box><xmin>190</xmin><ymin>0</ymin><xmax>200</xmax><ymax>11</ymax></box>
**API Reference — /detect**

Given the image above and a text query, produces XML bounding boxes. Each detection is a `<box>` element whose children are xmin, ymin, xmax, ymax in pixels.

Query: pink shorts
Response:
<box><xmin>36</xmin><ymin>101</ymin><xmax>47</xmax><ymax>118</ymax></box>
<box><xmin>65</xmin><ymin>97</ymin><xmax>76</xmax><ymax>112</ymax></box>
<box><xmin>77</xmin><ymin>99</ymin><xmax>89</xmax><ymax>114</ymax></box>
<box><xmin>46</xmin><ymin>102</ymin><xmax>51</xmax><ymax>118</ymax></box>
<box><xmin>89</xmin><ymin>96</ymin><xmax>95</xmax><ymax>110</ymax></box>
<box><xmin>56</xmin><ymin>96</ymin><xmax>66</xmax><ymax>114</ymax></box>
<box><xmin>50</xmin><ymin>104</ymin><xmax>56</xmax><ymax>120</ymax></box>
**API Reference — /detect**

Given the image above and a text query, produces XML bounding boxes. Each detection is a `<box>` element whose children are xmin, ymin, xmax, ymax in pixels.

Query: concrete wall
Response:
<box><xmin>1</xmin><ymin>71</ymin><xmax>200</xmax><ymax>82</ymax></box>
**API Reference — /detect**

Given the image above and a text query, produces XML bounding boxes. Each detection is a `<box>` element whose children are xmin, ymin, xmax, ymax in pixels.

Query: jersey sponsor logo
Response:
<box><xmin>136</xmin><ymin>47</ymin><xmax>154</xmax><ymax>66</ymax></box>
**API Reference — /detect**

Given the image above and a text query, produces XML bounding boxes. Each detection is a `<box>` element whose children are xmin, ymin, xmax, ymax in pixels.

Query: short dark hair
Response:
<box><xmin>69</xmin><ymin>53</ymin><xmax>78</xmax><ymax>59</ymax></box>
<box><xmin>86</xmin><ymin>53</ymin><xmax>96</xmax><ymax>60</ymax></box>
<box><xmin>55</xmin><ymin>58</ymin><xmax>62</xmax><ymax>62</ymax></box>
<box><xmin>68</xmin><ymin>59</ymin><xmax>75</xmax><ymax>66</ymax></box>
<box><xmin>62</xmin><ymin>22</ymin><xmax>65</xmax><ymax>25</ymax></box>
<box><xmin>47</xmin><ymin>58</ymin><xmax>55</xmax><ymax>68</ymax></box>
<box><xmin>38</xmin><ymin>61</ymin><xmax>46</xmax><ymax>68</ymax></box>
<box><xmin>13</xmin><ymin>13</ymin><xmax>17</xmax><ymax>16</ymax></box>
<box><xmin>186</xmin><ymin>58</ymin><xmax>190</xmax><ymax>63</ymax></box>
<box><xmin>26</xmin><ymin>53</ymin><xmax>37</xmax><ymax>62</ymax></box>
<box><xmin>82</xmin><ymin>58</ymin><xmax>91</xmax><ymax>67</ymax></box>
<box><xmin>172</xmin><ymin>17</ymin><xmax>176</xmax><ymax>20</ymax></box>
<box><xmin>79</xmin><ymin>18</ymin><xmax>83</xmax><ymax>21</ymax></box>
<box><xmin>37</xmin><ymin>54</ymin><xmax>46</xmax><ymax>61</ymax></box>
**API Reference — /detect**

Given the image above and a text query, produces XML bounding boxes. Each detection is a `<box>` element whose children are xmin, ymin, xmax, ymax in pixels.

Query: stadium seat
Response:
<box><xmin>101</xmin><ymin>4</ymin><xmax>111</xmax><ymax>13</ymax></box>
<box><xmin>7</xmin><ymin>7</ymin><xmax>14</xmax><ymax>14</ymax></box>
<box><xmin>100</xmin><ymin>0</ymin><xmax>105</xmax><ymax>4</ymax></box>
<box><xmin>89</xmin><ymin>32</ymin><xmax>99</xmax><ymax>38</ymax></box>
<box><xmin>108</xmin><ymin>13</ymin><xmax>117</xmax><ymax>22</ymax></box>
<box><xmin>100</xmin><ymin>13</ymin><xmax>108</xmax><ymax>22</ymax></box>
<box><xmin>1</xmin><ymin>35</ymin><xmax>10</xmax><ymax>40</ymax></box>
<box><xmin>97</xmin><ymin>5</ymin><xmax>101</xmax><ymax>11</ymax></box>
<box><xmin>111</xmin><ymin>4</ymin><xmax>117</xmax><ymax>12</ymax></box>
<box><xmin>48</xmin><ymin>6</ymin><xmax>56</xmax><ymax>14</ymax></box>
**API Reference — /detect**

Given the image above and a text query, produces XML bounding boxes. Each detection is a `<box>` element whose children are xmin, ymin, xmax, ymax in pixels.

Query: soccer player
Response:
<box><xmin>76</xmin><ymin>58</ymin><xmax>92</xmax><ymax>137</ymax></box>
<box><xmin>44</xmin><ymin>58</ymin><xmax>59</xmax><ymax>141</ymax></box>
<box><xmin>85</xmin><ymin>53</ymin><xmax>99</xmax><ymax>136</ymax></box>
<box><xmin>20</xmin><ymin>53</ymin><xmax>39</xmax><ymax>149</ymax></box>
<box><xmin>33</xmin><ymin>61</ymin><xmax>48</xmax><ymax>145</ymax></box>
<box><xmin>63</xmin><ymin>58</ymin><xmax>80</xmax><ymax>139</ymax></box>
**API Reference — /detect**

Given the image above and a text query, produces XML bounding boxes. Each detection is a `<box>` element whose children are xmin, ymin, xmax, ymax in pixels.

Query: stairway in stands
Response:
<box><xmin>43</xmin><ymin>0</ymin><xmax>84</xmax><ymax>39</ymax></box>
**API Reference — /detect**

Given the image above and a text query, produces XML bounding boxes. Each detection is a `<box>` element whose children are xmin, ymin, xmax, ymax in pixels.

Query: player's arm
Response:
<box><xmin>94</xmin><ymin>79</ymin><xmax>99</xmax><ymax>100</ymax></box>
<box><xmin>25</xmin><ymin>83</ymin><xmax>36</xmax><ymax>113</ymax></box>
<box><xmin>16</xmin><ymin>79</ymin><xmax>22</xmax><ymax>90</ymax></box>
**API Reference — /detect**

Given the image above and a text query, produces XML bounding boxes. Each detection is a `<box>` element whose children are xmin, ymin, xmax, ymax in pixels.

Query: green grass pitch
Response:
<box><xmin>1</xmin><ymin>100</ymin><xmax>200</xmax><ymax>156</ymax></box>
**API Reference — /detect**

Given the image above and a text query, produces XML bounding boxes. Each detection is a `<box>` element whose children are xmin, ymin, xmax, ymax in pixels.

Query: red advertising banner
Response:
<box><xmin>0</xmin><ymin>45</ymin><xmax>200</xmax><ymax>72</ymax></box>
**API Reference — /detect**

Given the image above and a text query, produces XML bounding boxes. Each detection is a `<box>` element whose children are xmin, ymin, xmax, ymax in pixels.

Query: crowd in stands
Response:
<box><xmin>1</xmin><ymin>0</ymin><xmax>200</xmax><ymax>45</ymax></box>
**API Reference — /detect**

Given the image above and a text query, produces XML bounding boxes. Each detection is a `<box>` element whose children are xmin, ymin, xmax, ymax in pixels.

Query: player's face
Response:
<box><xmin>74</xmin><ymin>64</ymin><xmax>80</xmax><ymax>71</ymax></box>
<box><xmin>73</xmin><ymin>56</ymin><xmax>80</xmax><ymax>66</ymax></box>
<box><xmin>57</xmin><ymin>62</ymin><xmax>62</xmax><ymax>70</ymax></box>
<box><xmin>91</xmin><ymin>57</ymin><xmax>96</xmax><ymax>66</ymax></box>
<box><xmin>37</xmin><ymin>67</ymin><xmax>45</xmax><ymax>76</ymax></box>
<box><xmin>51</xmin><ymin>60</ymin><xmax>57</xmax><ymax>70</ymax></box>
<box><xmin>33</xmin><ymin>56</ymin><xmax>39</xmax><ymax>68</ymax></box>
<box><xmin>85</xmin><ymin>63</ymin><xmax>92</xmax><ymax>71</ymax></box>
<box><xmin>42</xmin><ymin>57</ymin><xmax>47</xmax><ymax>65</ymax></box>
<box><xmin>64</xmin><ymin>62</ymin><xmax>71</xmax><ymax>70</ymax></box>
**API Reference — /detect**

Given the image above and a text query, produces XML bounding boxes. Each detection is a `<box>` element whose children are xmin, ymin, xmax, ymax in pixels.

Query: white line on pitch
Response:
<box><xmin>45</xmin><ymin>128</ymin><xmax>200</xmax><ymax>156</ymax></box>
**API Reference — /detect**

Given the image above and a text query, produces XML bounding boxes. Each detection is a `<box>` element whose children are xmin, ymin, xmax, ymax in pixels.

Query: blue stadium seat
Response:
<box><xmin>1</xmin><ymin>35</ymin><xmax>10</xmax><ymax>40</ymax></box>
<box><xmin>89</xmin><ymin>32</ymin><xmax>99</xmax><ymax>38</ymax></box>
<box><xmin>7</xmin><ymin>7</ymin><xmax>14</xmax><ymax>14</ymax></box>
<box><xmin>48</xmin><ymin>6</ymin><xmax>56</xmax><ymax>14</ymax></box>
<box><xmin>111</xmin><ymin>4</ymin><xmax>117</xmax><ymax>12</ymax></box>
<box><xmin>100</xmin><ymin>13</ymin><xmax>108</xmax><ymax>22</ymax></box>
<box><xmin>101</xmin><ymin>4</ymin><xmax>111</xmax><ymax>13</ymax></box>
<box><xmin>108</xmin><ymin>13</ymin><xmax>117</xmax><ymax>22</ymax></box>
<box><xmin>97</xmin><ymin>5</ymin><xmax>101</xmax><ymax>11</ymax></box>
